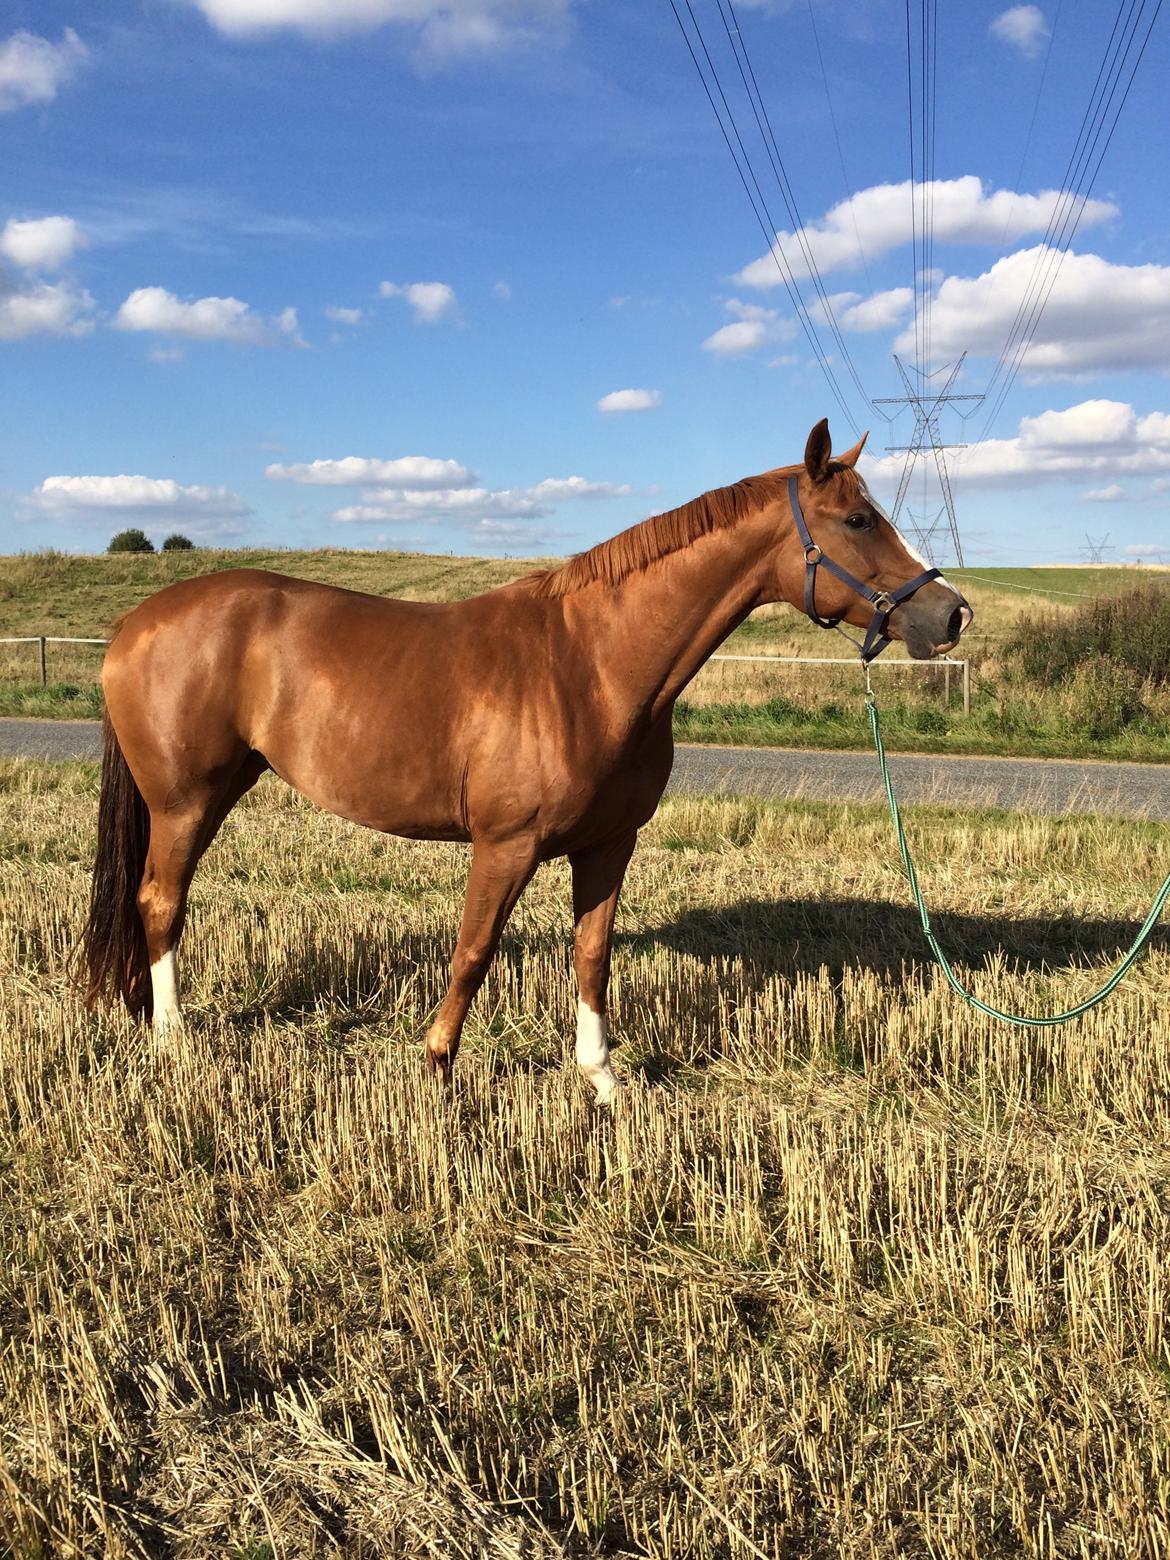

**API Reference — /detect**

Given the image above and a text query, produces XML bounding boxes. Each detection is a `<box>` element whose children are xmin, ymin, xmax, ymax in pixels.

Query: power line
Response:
<box><xmin>715</xmin><ymin>0</ymin><xmax>873</xmax><ymax>410</ymax></box>
<box><xmin>999</xmin><ymin>0</ymin><xmax>1065</xmax><ymax>249</ymax></box>
<box><xmin>667</xmin><ymin>0</ymin><xmax>862</xmax><ymax>432</ymax></box>
<box><xmin>977</xmin><ymin>0</ymin><xmax>1163</xmax><ymax>443</ymax></box>
<box><xmin>805</xmin><ymin>0</ymin><xmax>873</xmax><ymax>292</ymax></box>
<box><xmin>903</xmin><ymin>0</ymin><xmax>920</xmax><ymax>384</ymax></box>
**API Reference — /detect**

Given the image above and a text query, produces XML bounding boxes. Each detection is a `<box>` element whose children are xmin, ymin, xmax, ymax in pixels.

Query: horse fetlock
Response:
<box><xmin>576</xmin><ymin>1000</ymin><xmax>620</xmax><ymax>1101</ymax></box>
<box><xmin>425</xmin><ymin>1029</ymin><xmax>456</xmax><ymax>1083</ymax></box>
<box><xmin>149</xmin><ymin>950</ymin><xmax>183</xmax><ymax>1032</ymax></box>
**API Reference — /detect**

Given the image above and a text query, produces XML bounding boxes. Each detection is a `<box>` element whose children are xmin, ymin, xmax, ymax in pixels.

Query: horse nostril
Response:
<box><xmin>946</xmin><ymin>607</ymin><xmax>963</xmax><ymax>643</ymax></box>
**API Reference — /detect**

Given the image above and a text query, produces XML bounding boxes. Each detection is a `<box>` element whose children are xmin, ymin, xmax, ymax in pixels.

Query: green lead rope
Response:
<box><xmin>866</xmin><ymin>690</ymin><xmax>1170</xmax><ymax>1027</ymax></box>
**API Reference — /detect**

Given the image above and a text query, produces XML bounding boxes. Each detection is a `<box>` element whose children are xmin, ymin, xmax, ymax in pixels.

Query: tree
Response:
<box><xmin>162</xmin><ymin>533</ymin><xmax>195</xmax><ymax>551</ymax></box>
<box><xmin>108</xmin><ymin>529</ymin><xmax>154</xmax><ymax>554</ymax></box>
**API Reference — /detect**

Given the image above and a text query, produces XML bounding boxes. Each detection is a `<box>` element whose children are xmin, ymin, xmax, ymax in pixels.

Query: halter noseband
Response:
<box><xmin>787</xmin><ymin>476</ymin><xmax>944</xmax><ymax>664</ymax></box>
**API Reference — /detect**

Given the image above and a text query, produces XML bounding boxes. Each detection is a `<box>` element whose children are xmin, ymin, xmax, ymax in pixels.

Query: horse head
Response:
<box><xmin>772</xmin><ymin>419</ymin><xmax>972</xmax><ymax>661</ymax></box>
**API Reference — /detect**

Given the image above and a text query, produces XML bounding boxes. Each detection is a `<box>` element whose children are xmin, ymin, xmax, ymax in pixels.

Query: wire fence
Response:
<box><xmin>710</xmin><ymin>653</ymin><xmax>971</xmax><ymax>715</ymax></box>
<box><xmin>0</xmin><ymin>637</ymin><xmax>109</xmax><ymax>688</ymax></box>
<box><xmin>0</xmin><ymin>637</ymin><xmax>972</xmax><ymax>716</ymax></box>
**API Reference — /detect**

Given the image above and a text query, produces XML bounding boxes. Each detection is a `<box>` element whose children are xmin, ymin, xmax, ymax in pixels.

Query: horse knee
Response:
<box><xmin>452</xmin><ymin>939</ymin><xmax>492</xmax><ymax>988</ymax></box>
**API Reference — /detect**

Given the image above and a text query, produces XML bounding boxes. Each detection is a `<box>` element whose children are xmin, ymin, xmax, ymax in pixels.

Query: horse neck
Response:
<box><xmin>573</xmin><ymin>515</ymin><xmax>774</xmax><ymax>726</ymax></box>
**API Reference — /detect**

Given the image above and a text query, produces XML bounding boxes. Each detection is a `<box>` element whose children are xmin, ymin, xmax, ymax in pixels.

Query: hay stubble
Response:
<box><xmin>1</xmin><ymin>760</ymin><xmax>1168</xmax><ymax>1556</ymax></box>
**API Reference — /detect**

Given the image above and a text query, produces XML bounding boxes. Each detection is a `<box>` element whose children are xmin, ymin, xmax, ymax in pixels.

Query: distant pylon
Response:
<box><xmin>873</xmin><ymin>352</ymin><xmax>984</xmax><ymax>567</ymax></box>
<box><xmin>1081</xmin><ymin>533</ymin><xmax>1114</xmax><ymax>564</ymax></box>
<box><xmin>905</xmin><ymin>505</ymin><xmax>948</xmax><ymax>561</ymax></box>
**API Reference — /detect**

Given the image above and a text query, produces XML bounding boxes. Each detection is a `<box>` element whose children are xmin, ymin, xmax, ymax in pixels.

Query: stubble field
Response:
<box><xmin>2</xmin><ymin>756</ymin><xmax>1169</xmax><ymax>1556</ymax></box>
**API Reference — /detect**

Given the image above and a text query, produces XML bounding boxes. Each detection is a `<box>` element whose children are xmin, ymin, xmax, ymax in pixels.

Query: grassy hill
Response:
<box><xmin>2</xmin><ymin>548</ymin><xmax>1168</xmax><ymax>760</ymax></box>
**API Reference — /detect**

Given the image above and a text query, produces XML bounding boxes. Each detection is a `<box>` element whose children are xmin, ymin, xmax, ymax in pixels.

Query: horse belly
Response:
<box><xmin>253</xmin><ymin>687</ymin><xmax>471</xmax><ymax>841</ymax></box>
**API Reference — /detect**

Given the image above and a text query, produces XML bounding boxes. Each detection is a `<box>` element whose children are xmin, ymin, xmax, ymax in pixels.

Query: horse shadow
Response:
<box><xmin>615</xmin><ymin>893</ymin><xmax>1168</xmax><ymax>983</ymax></box>
<box><xmin>219</xmin><ymin>895</ymin><xmax>1165</xmax><ymax>1082</ymax></box>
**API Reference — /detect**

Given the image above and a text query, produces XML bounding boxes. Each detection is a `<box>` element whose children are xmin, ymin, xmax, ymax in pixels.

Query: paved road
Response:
<box><xmin>2</xmin><ymin>717</ymin><xmax>1168</xmax><ymax>821</ymax></box>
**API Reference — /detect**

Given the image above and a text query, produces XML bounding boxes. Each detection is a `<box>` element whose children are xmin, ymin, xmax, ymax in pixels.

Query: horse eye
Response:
<box><xmin>845</xmin><ymin>513</ymin><xmax>873</xmax><ymax>531</ymax></box>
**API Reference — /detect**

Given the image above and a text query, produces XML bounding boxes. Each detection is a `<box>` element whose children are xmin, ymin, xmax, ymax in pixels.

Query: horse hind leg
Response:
<box><xmin>137</xmin><ymin>751</ymin><xmax>267</xmax><ymax>1031</ymax></box>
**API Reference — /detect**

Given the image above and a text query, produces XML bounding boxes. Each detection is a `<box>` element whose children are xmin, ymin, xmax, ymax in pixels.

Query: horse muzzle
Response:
<box><xmin>894</xmin><ymin>588</ymin><xmax>973</xmax><ymax>660</ymax></box>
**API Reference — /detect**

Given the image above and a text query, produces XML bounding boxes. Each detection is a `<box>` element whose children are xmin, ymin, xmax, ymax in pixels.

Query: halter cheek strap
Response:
<box><xmin>787</xmin><ymin>476</ymin><xmax>944</xmax><ymax>663</ymax></box>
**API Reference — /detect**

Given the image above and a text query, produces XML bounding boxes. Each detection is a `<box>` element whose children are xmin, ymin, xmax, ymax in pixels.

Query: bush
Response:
<box><xmin>161</xmin><ymin>533</ymin><xmax>195</xmax><ymax>551</ymax></box>
<box><xmin>1061</xmin><ymin>655</ymin><xmax>1146</xmax><ymax>740</ymax></box>
<box><xmin>1006</xmin><ymin>584</ymin><xmax>1170</xmax><ymax>686</ymax></box>
<box><xmin>108</xmin><ymin>529</ymin><xmax>154</xmax><ymax>554</ymax></box>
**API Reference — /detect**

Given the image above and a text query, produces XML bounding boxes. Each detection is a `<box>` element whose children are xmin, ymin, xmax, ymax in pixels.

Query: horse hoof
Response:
<box><xmin>591</xmin><ymin>1073</ymin><xmax>624</xmax><ymax>1107</ymax></box>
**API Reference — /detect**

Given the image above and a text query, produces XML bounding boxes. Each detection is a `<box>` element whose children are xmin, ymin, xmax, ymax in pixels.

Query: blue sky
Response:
<box><xmin>2</xmin><ymin>0</ymin><xmax>1169</xmax><ymax>564</ymax></box>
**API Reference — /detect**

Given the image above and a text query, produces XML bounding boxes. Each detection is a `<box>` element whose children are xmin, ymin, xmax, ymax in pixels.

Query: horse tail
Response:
<box><xmin>81</xmin><ymin>711</ymin><xmax>152</xmax><ymax>1018</ymax></box>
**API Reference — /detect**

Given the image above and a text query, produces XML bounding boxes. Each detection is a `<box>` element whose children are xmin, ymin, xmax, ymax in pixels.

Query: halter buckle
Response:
<box><xmin>872</xmin><ymin>590</ymin><xmax>894</xmax><ymax>613</ymax></box>
<box><xmin>804</xmin><ymin>543</ymin><xmax>822</xmax><ymax>563</ymax></box>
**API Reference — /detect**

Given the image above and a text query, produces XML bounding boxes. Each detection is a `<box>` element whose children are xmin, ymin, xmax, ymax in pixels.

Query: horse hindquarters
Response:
<box><xmin>86</xmin><ymin>702</ymin><xmax>267</xmax><ymax>1027</ymax></box>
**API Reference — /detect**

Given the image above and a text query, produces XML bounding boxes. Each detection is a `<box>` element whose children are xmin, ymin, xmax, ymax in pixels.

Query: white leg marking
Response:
<box><xmin>151</xmin><ymin>950</ymin><xmax>182</xmax><ymax>1032</ymax></box>
<box><xmin>576</xmin><ymin>999</ymin><xmax>620</xmax><ymax>1103</ymax></box>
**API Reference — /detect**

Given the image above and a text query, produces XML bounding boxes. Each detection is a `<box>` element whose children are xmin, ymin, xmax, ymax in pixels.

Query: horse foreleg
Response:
<box><xmin>570</xmin><ymin>830</ymin><xmax>637</xmax><ymax>1103</ymax></box>
<box><xmin>425</xmin><ymin>836</ymin><xmax>540</xmax><ymax>1084</ymax></box>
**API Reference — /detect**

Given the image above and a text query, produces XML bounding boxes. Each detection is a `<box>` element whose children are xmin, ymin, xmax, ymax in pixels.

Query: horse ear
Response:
<box><xmin>836</xmin><ymin>430</ymin><xmax>869</xmax><ymax>468</ymax></box>
<box><xmin>804</xmin><ymin>419</ymin><xmax>832</xmax><ymax>482</ymax></box>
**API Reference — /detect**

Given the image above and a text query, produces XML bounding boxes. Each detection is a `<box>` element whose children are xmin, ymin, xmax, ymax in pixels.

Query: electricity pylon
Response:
<box><xmin>872</xmin><ymin>353</ymin><xmax>984</xmax><ymax>567</ymax></box>
<box><xmin>1081</xmin><ymin>533</ymin><xmax>1114</xmax><ymax>564</ymax></box>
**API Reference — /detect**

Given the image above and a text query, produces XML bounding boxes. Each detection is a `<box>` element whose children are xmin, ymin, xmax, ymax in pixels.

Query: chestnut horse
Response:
<box><xmin>82</xmin><ymin>420</ymin><xmax>970</xmax><ymax>1099</ymax></box>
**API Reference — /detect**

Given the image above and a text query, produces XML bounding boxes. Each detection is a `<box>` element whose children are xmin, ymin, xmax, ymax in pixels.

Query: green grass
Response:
<box><xmin>676</xmin><ymin>694</ymin><xmax>1170</xmax><ymax>761</ymax></box>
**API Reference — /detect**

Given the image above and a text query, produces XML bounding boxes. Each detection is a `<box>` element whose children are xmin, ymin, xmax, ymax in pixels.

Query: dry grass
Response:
<box><xmin>2</xmin><ymin>759</ymin><xmax>1170</xmax><ymax>1556</ymax></box>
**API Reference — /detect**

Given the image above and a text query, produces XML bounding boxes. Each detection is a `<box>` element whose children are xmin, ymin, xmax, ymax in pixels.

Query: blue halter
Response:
<box><xmin>787</xmin><ymin>476</ymin><xmax>946</xmax><ymax>663</ymax></box>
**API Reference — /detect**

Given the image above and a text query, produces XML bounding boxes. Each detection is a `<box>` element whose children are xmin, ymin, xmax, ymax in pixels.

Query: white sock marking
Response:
<box><xmin>576</xmin><ymin>999</ymin><xmax>620</xmax><ymax>1102</ymax></box>
<box><xmin>151</xmin><ymin>950</ymin><xmax>182</xmax><ymax>1032</ymax></box>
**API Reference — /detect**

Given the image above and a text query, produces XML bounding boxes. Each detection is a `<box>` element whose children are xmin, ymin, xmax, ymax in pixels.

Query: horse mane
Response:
<box><xmin>528</xmin><ymin>468</ymin><xmax>801</xmax><ymax>598</ymax></box>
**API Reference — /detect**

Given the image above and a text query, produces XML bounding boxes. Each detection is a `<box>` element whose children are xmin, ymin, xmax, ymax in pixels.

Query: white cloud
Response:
<box><xmin>990</xmin><ymin>5</ymin><xmax>1049</xmax><ymax>56</ymax></box>
<box><xmin>735</xmin><ymin>176</ymin><xmax>1115</xmax><ymax>288</ymax></box>
<box><xmin>332</xmin><ymin>475</ymin><xmax>628</xmax><ymax>524</ymax></box>
<box><xmin>0</xmin><ymin>29</ymin><xmax>87</xmax><ymax>113</ymax></box>
<box><xmin>276</xmin><ymin>305</ymin><xmax>305</xmax><ymax>344</ymax></box>
<box><xmin>492</xmin><ymin>279</ymin><xmax>511</xmax><ymax>300</ymax></box>
<box><xmin>0</xmin><ymin>274</ymin><xmax>94</xmax><ymax>339</ymax></box>
<box><xmin>863</xmin><ymin>399</ymin><xmax>1170</xmax><ymax>490</ymax></box>
<box><xmin>267</xmin><ymin>455</ymin><xmax>475</xmax><ymax>488</ymax></box>
<box><xmin>269</xmin><ymin>450</ymin><xmax>627</xmax><ymax>526</ymax></box>
<box><xmin>832</xmin><ymin>286</ymin><xmax>914</xmax><ymax>332</ymax></box>
<box><xmin>703</xmin><ymin>320</ymin><xmax>772</xmax><ymax>356</ymax></box>
<box><xmin>324</xmin><ymin>304</ymin><xmax>363</xmax><ymax>325</ymax></box>
<box><xmin>465</xmin><ymin>518</ymin><xmax>558</xmax><ymax>550</ymax></box>
<box><xmin>28</xmin><ymin>474</ymin><xmax>250</xmax><ymax>535</ymax></box>
<box><xmin>524</xmin><ymin>476</ymin><xmax>630</xmax><ymax>502</ymax></box>
<box><xmin>182</xmin><ymin>0</ymin><xmax>569</xmax><ymax>54</ymax></box>
<box><xmin>379</xmin><ymin>279</ymin><xmax>459</xmax><ymax>323</ymax></box>
<box><xmin>904</xmin><ymin>247</ymin><xmax>1170</xmax><ymax>377</ymax></box>
<box><xmin>115</xmin><ymin>286</ymin><xmax>298</xmax><ymax>345</ymax></box>
<box><xmin>1081</xmin><ymin>484</ymin><xmax>1127</xmax><ymax>503</ymax></box>
<box><xmin>702</xmin><ymin>297</ymin><xmax>796</xmax><ymax>357</ymax></box>
<box><xmin>0</xmin><ymin>215</ymin><xmax>86</xmax><ymax>270</ymax></box>
<box><xmin>597</xmin><ymin>387</ymin><xmax>662</xmax><ymax>414</ymax></box>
